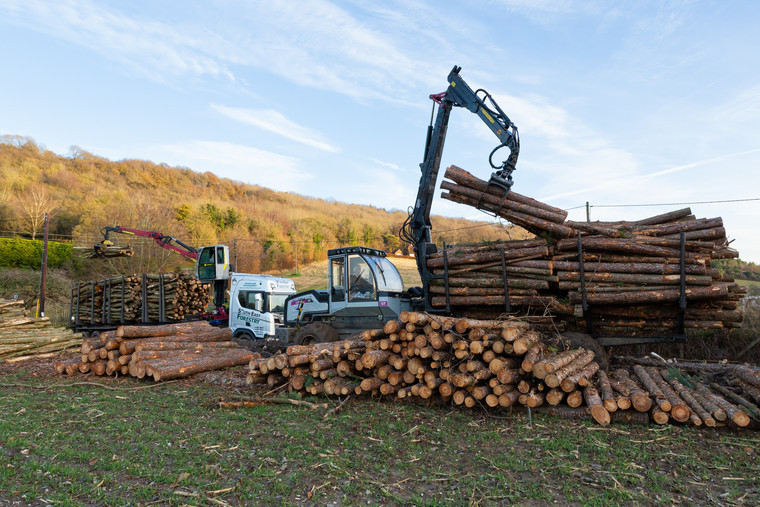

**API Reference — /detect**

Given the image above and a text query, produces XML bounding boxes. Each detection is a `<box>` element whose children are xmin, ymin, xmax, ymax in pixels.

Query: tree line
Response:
<box><xmin>0</xmin><ymin>136</ymin><xmax>525</xmax><ymax>277</ymax></box>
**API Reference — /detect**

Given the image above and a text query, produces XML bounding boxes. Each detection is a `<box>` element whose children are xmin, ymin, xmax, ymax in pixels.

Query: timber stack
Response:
<box><xmin>431</xmin><ymin>165</ymin><xmax>745</xmax><ymax>336</ymax></box>
<box><xmin>71</xmin><ymin>272</ymin><xmax>210</xmax><ymax>326</ymax></box>
<box><xmin>54</xmin><ymin>321</ymin><xmax>253</xmax><ymax>380</ymax></box>
<box><xmin>0</xmin><ymin>299</ymin><xmax>81</xmax><ymax>363</ymax></box>
<box><xmin>246</xmin><ymin>313</ymin><xmax>759</xmax><ymax>428</ymax></box>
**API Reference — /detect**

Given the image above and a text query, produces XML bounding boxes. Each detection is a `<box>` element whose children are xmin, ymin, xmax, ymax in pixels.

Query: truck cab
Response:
<box><xmin>284</xmin><ymin>247</ymin><xmax>413</xmax><ymax>344</ymax></box>
<box><xmin>228</xmin><ymin>273</ymin><xmax>297</xmax><ymax>340</ymax></box>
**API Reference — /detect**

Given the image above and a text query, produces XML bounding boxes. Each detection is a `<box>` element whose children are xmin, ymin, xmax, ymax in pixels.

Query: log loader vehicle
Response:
<box><xmin>283</xmin><ymin>65</ymin><xmax>520</xmax><ymax>344</ymax></box>
<box><xmin>72</xmin><ymin>226</ymin><xmax>296</xmax><ymax>339</ymax></box>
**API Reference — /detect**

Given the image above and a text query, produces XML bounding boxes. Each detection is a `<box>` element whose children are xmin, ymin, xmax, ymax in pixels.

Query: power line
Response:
<box><xmin>588</xmin><ymin>197</ymin><xmax>760</xmax><ymax>208</ymax></box>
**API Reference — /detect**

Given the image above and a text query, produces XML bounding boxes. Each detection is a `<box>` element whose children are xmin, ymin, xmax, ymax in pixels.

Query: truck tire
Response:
<box><xmin>559</xmin><ymin>332</ymin><xmax>608</xmax><ymax>370</ymax></box>
<box><xmin>294</xmin><ymin>322</ymin><xmax>338</xmax><ymax>345</ymax></box>
<box><xmin>233</xmin><ymin>330</ymin><xmax>255</xmax><ymax>341</ymax></box>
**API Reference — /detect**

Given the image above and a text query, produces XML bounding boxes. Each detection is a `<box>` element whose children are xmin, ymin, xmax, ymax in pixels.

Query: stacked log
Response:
<box><xmin>0</xmin><ymin>299</ymin><xmax>81</xmax><ymax>363</ymax></box>
<box><xmin>55</xmin><ymin>321</ymin><xmax>253</xmax><ymax>380</ymax></box>
<box><xmin>246</xmin><ymin>314</ymin><xmax>758</xmax><ymax>428</ymax></box>
<box><xmin>71</xmin><ymin>272</ymin><xmax>211</xmax><ymax>325</ymax></box>
<box><xmin>430</xmin><ymin>165</ymin><xmax>745</xmax><ymax>336</ymax></box>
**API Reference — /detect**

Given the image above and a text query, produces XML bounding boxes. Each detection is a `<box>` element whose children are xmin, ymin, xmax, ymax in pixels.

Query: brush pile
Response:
<box><xmin>432</xmin><ymin>165</ymin><xmax>745</xmax><ymax>336</ymax></box>
<box><xmin>71</xmin><ymin>272</ymin><xmax>210</xmax><ymax>325</ymax></box>
<box><xmin>0</xmin><ymin>299</ymin><xmax>81</xmax><ymax>363</ymax></box>
<box><xmin>247</xmin><ymin>313</ymin><xmax>759</xmax><ymax>427</ymax></box>
<box><xmin>54</xmin><ymin>321</ymin><xmax>253</xmax><ymax>380</ymax></box>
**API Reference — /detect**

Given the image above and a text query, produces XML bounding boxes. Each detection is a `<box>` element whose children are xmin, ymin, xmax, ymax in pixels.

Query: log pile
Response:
<box><xmin>0</xmin><ymin>299</ymin><xmax>81</xmax><ymax>363</ymax></box>
<box><xmin>246</xmin><ymin>313</ymin><xmax>759</xmax><ymax>428</ymax></box>
<box><xmin>55</xmin><ymin>321</ymin><xmax>253</xmax><ymax>380</ymax></box>
<box><xmin>71</xmin><ymin>272</ymin><xmax>210</xmax><ymax>325</ymax></box>
<box><xmin>78</xmin><ymin>244</ymin><xmax>134</xmax><ymax>259</ymax></box>
<box><xmin>431</xmin><ymin>165</ymin><xmax>745</xmax><ymax>336</ymax></box>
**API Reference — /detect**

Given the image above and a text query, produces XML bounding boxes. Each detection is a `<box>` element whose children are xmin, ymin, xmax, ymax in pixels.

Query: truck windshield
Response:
<box><xmin>268</xmin><ymin>294</ymin><xmax>289</xmax><ymax>314</ymax></box>
<box><xmin>368</xmin><ymin>256</ymin><xmax>404</xmax><ymax>292</ymax></box>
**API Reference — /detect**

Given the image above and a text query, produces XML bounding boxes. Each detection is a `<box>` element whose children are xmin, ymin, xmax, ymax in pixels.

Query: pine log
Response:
<box><xmin>534</xmin><ymin>349</ymin><xmax>585</xmax><ymax>380</ymax></box>
<box><xmin>597</xmin><ymin>371</ymin><xmax>618</xmax><ymax>413</ymax></box>
<box><xmin>116</xmin><ymin>321</ymin><xmax>213</xmax><ymax>339</ymax></box>
<box><xmin>646</xmin><ymin>367</ymin><xmax>690</xmax><ymax>423</ymax></box>
<box><xmin>149</xmin><ymin>349</ymin><xmax>254</xmax><ymax>381</ymax></box>
<box><xmin>732</xmin><ymin>365</ymin><xmax>760</xmax><ymax>389</ymax></box>
<box><xmin>583</xmin><ymin>385</ymin><xmax>611</xmax><ymax>425</ymax></box>
<box><xmin>545</xmin><ymin>350</ymin><xmax>594</xmax><ymax>388</ymax></box>
<box><xmin>659</xmin><ymin>373</ymin><xmax>716</xmax><ymax>427</ymax></box>
<box><xmin>632</xmin><ymin>365</ymin><xmax>671</xmax><ymax>412</ymax></box>
<box><xmin>560</xmin><ymin>362</ymin><xmax>600</xmax><ymax>393</ymax></box>
<box><xmin>610</xmin><ymin>369</ymin><xmax>652</xmax><ymax>412</ymax></box>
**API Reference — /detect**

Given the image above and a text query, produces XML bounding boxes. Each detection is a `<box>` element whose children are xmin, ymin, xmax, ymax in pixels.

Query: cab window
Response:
<box><xmin>331</xmin><ymin>257</ymin><xmax>346</xmax><ymax>300</ymax></box>
<box><xmin>237</xmin><ymin>290</ymin><xmax>264</xmax><ymax>312</ymax></box>
<box><xmin>198</xmin><ymin>248</ymin><xmax>215</xmax><ymax>280</ymax></box>
<box><xmin>348</xmin><ymin>255</ymin><xmax>375</xmax><ymax>301</ymax></box>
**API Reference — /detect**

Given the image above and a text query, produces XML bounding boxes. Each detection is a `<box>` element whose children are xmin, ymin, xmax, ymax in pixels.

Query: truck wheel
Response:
<box><xmin>233</xmin><ymin>330</ymin><xmax>255</xmax><ymax>340</ymax></box>
<box><xmin>559</xmin><ymin>332</ymin><xmax>608</xmax><ymax>370</ymax></box>
<box><xmin>294</xmin><ymin>322</ymin><xmax>338</xmax><ymax>345</ymax></box>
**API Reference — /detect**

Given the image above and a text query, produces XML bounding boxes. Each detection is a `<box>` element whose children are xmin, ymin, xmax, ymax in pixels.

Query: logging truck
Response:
<box><xmin>72</xmin><ymin>227</ymin><xmax>297</xmax><ymax>339</ymax></box>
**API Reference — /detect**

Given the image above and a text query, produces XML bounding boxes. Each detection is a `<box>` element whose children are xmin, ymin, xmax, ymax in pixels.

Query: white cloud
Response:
<box><xmin>158</xmin><ymin>140</ymin><xmax>311</xmax><ymax>193</ymax></box>
<box><xmin>370</xmin><ymin>158</ymin><xmax>404</xmax><ymax>172</ymax></box>
<box><xmin>1</xmin><ymin>0</ymin><xmax>234</xmax><ymax>82</ymax></box>
<box><xmin>211</xmin><ymin>104</ymin><xmax>339</xmax><ymax>153</ymax></box>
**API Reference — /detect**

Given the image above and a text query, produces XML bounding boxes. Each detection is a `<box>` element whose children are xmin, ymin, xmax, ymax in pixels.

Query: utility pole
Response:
<box><xmin>586</xmin><ymin>202</ymin><xmax>591</xmax><ymax>223</ymax></box>
<box><xmin>39</xmin><ymin>213</ymin><xmax>49</xmax><ymax>318</ymax></box>
<box><xmin>233</xmin><ymin>238</ymin><xmax>238</xmax><ymax>271</ymax></box>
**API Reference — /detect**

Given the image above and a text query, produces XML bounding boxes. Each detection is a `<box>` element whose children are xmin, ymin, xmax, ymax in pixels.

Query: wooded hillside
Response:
<box><xmin>0</xmin><ymin>136</ymin><xmax>526</xmax><ymax>275</ymax></box>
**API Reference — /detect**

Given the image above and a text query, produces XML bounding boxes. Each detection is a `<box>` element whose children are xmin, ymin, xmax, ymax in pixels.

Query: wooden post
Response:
<box><xmin>38</xmin><ymin>213</ymin><xmax>49</xmax><ymax>318</ymax></box>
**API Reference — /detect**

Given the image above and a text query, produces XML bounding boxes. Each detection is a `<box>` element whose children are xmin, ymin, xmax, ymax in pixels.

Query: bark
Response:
<box><xmin>444</xmin><ymin>165</ymin><xmax>568</xmax><ymax>217</ymax></box>
<box><xmin>646</xmin><ymin>367</ymin><xmax>691</xmax><ymax>423</ymax></box>
<box><xmin>583</xmin><ymin>385</ymin><xmax>611</xmax><ymax>426</ymax></box>
<box><xmin>545</xmin><ymin>350</ymin><xmax>595</xmax><ymax>388</ymax></box>
<box><xmin>597</xmin><ymin>371</ymin><xmax>618</xmax><ymax>413</ymax></box>
<box><xmin>610</xmin><ymin>369</ymin><xmax>652</xmax><ymax>412</ymax></box>
<box><xmin>633</xmin><ymin>365</ymin><xmax>671</xmax><ymax>412</ymax></box>
<box><xmin>560</xmin><ymin>362</ymin><xmax>600</xmax><ymax>393</ymax></box>
<box><xmin>116</xmin><ymin>321</ymin><xmax>214</xmax><ymax>339</ymax></box>
<box><xmin>149</xmin><ymin>349</ymin><xmax>254</xmax><ymax>381</ymax></box>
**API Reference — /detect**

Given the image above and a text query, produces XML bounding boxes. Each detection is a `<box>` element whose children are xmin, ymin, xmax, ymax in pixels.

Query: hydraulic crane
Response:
<box><xmin>95</xmin><ymin>226</ymin><xmax>230</xmax><ymax>316</ymax></box>
<box><xmin>401</xmin><ymin>65</ymin><xmax>520</xmax><ymax>311</ymax></box>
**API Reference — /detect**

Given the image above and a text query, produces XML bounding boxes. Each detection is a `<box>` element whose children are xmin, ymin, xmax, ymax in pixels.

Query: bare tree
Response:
<box><xmin>17</xmin><ymin>186</ymin><xmax>53</xmax><ymax>240</ymax></box>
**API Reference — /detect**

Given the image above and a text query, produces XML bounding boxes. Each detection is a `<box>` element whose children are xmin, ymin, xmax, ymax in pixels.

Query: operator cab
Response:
<box><xmin>195</xmin><ymin>245</ymin><xmax>230</xmax><ymax>282</ymax></box>
<box><xmin>328</xmin><ymin>246</ymin><xmax>404</xmax><ymax>306</ymax></box>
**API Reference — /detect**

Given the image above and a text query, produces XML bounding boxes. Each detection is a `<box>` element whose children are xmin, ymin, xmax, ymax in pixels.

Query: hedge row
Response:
<box><xmin>0</xmin><ymin>238</ymin><xmax>74</xmax><ymax>269</ymax></box>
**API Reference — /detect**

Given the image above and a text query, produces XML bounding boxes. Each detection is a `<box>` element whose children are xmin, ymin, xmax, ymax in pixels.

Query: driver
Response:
<box><xmin>349</xmin><ymin>263</ymin><xmax>373</xmax><ymax>299</ymax></box>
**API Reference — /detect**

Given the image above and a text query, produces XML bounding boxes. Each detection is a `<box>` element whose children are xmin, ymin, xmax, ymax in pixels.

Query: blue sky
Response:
<box><xmin>1</xmin><ymin>0</ymin><xmax>759</xmax><ymax>262</ymax></box>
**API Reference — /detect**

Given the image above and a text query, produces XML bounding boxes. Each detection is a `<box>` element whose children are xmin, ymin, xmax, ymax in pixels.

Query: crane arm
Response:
<box><xmin>401</xmin><ymin>65</ymin><xmax>520</xmax><ymax>311</ymax></box>
<box><xmin>99</xmin><ymin>226</ymin><xmax>198</xmax><ymax>260</ymax></box>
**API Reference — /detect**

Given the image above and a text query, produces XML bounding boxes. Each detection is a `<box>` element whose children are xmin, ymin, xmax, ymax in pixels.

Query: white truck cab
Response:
<box><xmin>228</xmin><ymin>273</ymin><xmax>296</xmax><ymax>340</ymax></box>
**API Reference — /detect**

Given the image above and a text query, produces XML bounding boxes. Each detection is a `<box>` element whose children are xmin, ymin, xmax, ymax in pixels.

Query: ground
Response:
<box><xmin>0</xmin><ymin>356</ymin><xmax>758</xmax><ymax>506</ymax></box>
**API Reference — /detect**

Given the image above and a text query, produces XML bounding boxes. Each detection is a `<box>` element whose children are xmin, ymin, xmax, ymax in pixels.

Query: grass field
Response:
<box><xmin>0</xmin><ymin>367</ymin><xmax>758</xmax><ymax>505</ymax></box>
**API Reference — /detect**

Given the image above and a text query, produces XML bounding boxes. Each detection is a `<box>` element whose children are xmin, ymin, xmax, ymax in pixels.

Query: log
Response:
<box><xmin>632</xmin><ymin>365</ymin><xmax>671</xmax><ymax>412</ymax></box>
<box><xmin>116</xmin><ymin>321</ymin><xmax>213</xmax><ymax>339</ymax></box>
<box><xmin>545</xmin><ymin>350</ymin><xmax>594</xmax><ymax>388</ymax></box>
<box><xmin>534</xmin><ymin>349</ymin><xmax>585</xmax><ymax>380</ymax></box>
<box><xmin>646</xmin><ymin>367</ymin><xmax>690</xmax><ymax>423</ymax></box>
<box><xmin>583</xmin><ymin>385</ymin><xmax>611</xmax><ymax>425</ymax></box>
<box><xmin>560</xmin><ymin>362</ymin><xmax>599</xmax><ymax>393</ymax></box>
<box><xmin>149</xmin><ymin>349</ymin><xmax>254</xmax><ymax>381</ymax></box>
<box><xmin>597</xmin><ymin>371</ymin><xmax>618</xmax><ymax>413</ymax></box>
<box><xmin>610</xmin><ymin>369</ymin><xmax>652</xmax><ymax>412</ymax></box>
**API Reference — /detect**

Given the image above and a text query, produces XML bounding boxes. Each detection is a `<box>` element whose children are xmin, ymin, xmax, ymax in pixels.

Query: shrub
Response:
<box><xmin>0</xmin><ymin>238</ymin><xmax>74</xmax><ymax>269</ymax></box>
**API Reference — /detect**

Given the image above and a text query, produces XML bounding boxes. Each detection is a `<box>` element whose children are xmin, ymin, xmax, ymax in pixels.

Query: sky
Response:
<box><xmin>1</xmin><ymin>0</ymin><xmax>759</xmax><ymax>262</ymax></box>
